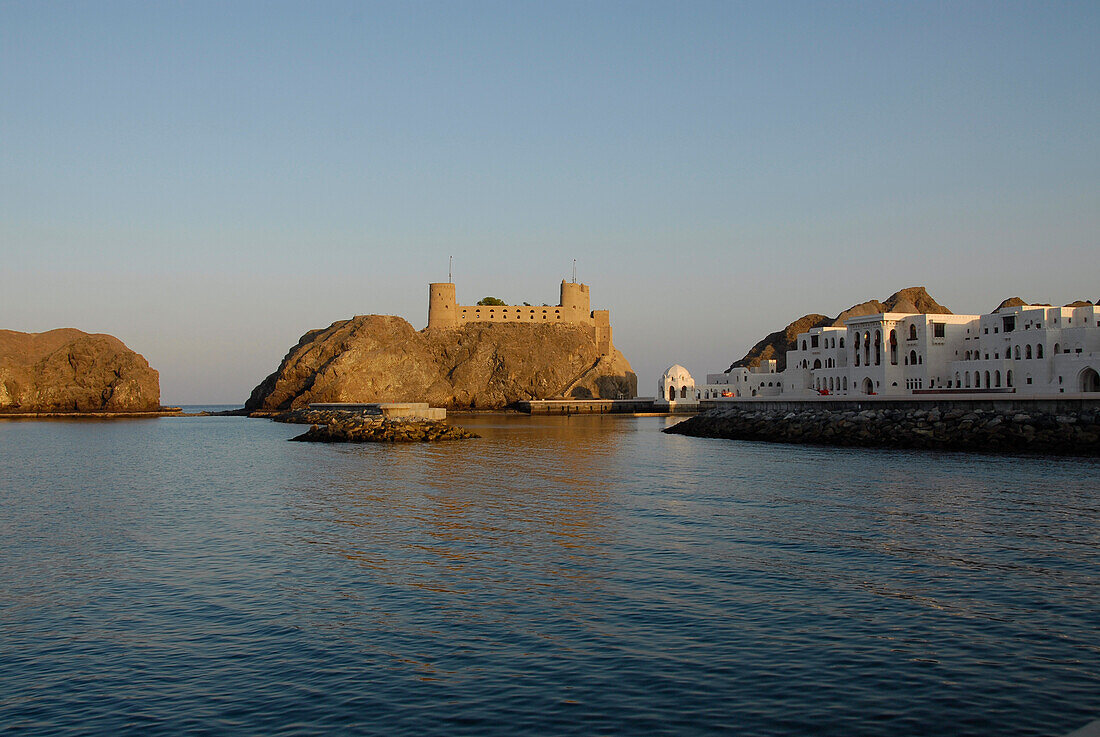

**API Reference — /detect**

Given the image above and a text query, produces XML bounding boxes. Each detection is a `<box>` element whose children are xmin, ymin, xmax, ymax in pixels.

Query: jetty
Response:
<box><xmin>516</xmin><ymin>398</ymin><xmax>696</xmax><ymax>415</ymax></box>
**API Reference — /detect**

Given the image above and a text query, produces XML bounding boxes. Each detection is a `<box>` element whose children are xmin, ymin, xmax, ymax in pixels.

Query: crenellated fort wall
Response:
<box><xmin>427</xmin><ymin>280</ymin><xmax>613</xmax><ymax>355</ymax></box>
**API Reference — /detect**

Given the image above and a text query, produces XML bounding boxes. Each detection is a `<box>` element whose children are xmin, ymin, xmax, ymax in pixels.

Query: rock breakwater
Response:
<box><xmin>666</xmin><ymin>402</ymin><xmax>1100</xmax><ymax>455</ymax></box>
<box><xmin>274</xmin><ymin>408</ymin><xmax>478</xmax><ymax>443</ymax></box>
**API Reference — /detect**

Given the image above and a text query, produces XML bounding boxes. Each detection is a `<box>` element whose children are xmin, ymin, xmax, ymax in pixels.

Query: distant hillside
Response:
<box><xmin>728</xmin><ymin>287</ymin><xmax>951</xmax><ymax>373</ymax></box>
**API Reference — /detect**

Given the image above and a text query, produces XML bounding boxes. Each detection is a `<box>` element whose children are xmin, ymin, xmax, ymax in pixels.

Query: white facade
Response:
<box><xmin>697</xmin><ymin>360</ymin><xmax>782</xmax><ymax>398</ymax></box>
<box><xmin>657</xmin><ymin>364</ymin><xmax>697</xmax><ymax>405</ymax></box>
<box><xmin>945</xmin><ymin>304</ymin><xmax>1100</xmax><ymax>395</ymax></box>
<box><xmin>702</xmin><ymin>303</ymin><xmax>1100</xmax><ymax>399</ymax></box>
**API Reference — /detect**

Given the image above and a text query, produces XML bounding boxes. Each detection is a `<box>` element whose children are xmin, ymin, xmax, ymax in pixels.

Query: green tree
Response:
<box><xmin>477</xmin><ymin>297</ymin><xmax>507</xmax><ymax>306</ymax></box>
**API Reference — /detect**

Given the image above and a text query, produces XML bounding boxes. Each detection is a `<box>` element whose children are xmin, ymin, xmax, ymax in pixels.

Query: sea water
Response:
<box><xmin>1</xmin><ymin>414</ymin><xmax>1097</xmax><ymax>735</ymax></box>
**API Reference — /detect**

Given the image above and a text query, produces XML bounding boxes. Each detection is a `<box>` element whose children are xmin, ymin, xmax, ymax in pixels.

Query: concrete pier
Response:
<box><xmin>516</xmin><ymin>398</ymin><xmax>696</xmax><ymax>415</ymax></box>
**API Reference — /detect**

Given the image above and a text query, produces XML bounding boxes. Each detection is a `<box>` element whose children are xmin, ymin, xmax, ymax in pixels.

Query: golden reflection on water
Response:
<box><xmin>287</xmin><ymin>414</ymin><xmax>638</xmax><ymax>596</ymax></box>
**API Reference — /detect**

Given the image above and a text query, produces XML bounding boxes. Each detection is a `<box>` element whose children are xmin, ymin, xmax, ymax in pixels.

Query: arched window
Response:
<box><xmin>1007</xmin><ymin>370</ymin><xmax>1013</xmax><ymax>387</ymax></box>
<box><xmin>955</xmin><ymin>372</ymin><xmax>960</xmax><ymax>387</ymax></box>
<box><xmin>1037</xmin><ymin>344</ymin><xmax>1044</xmax><ymax>359</ymax></box>
<box><xmin>1025</xmin><ymin>345</ymin><xmax>1032</xmax><ymax>360</ymax></box>
<box><xmin>839</xmin><ymin>337</ymin><xmax>845</xmax><ymax>348</ymax></box>
<box><xmin>828</xmin><ymin>377</ymin><xmax>834</xmax><ymax>390</ymax></box>
<box><xmin>843</xmin><ymin>377</ymin><xmax>848</xmax><ymax>390</ymax></box>
<box><xmin>995</xmin><ymin>371</ymin><xmax>1001</xmax><ymax>388</ymax></box>
<box><xmin>965</xmin><ymin>372</ymin><xmax>972</xmax><ymax>388</ymax></box>
<box><xmin>1081</xmin><ymin>367</ymin><xmax>1100</xmax><ymax>392</ymax></box>
<box><xmin>889</xmin><ymin>330</ymin><xmax>898</xmax><ymax>365</ymax></box>
<box><xmin>965</xmin><ymin>351</ymin><xmax>971</xmax><ymax>360</ymax></box>
<box><xmin>1014</xmin><ymin>345</ymin><xmax>1020</xmax><ymax>360</ymax></box>
<box><xmin>801</xmin><ymin>340</ymin><xmax>807</xmax><ymax>351</ymax></box>
<box><xmin>681</xmin><ymin>386</ymin><xmax>688</xmax><ymax>399</ymax></box>
<box><xmin>864</xmin><ymin>332</ymin><xmax>871</xmax><ymax>367</ymax></box>
<box><xmin>669</xmin><ymin>386</ymin><xmax>676</xmax><ymax>401</ymax></box>
<box><xmin>918</xmin><ymin>355</ymin><xmax>922</xmax><ymax>365</ymax></box>
<box><xmin>908</xmin><ymin>324</ymin><xmax>917</xmax><ymax>340</ymax></box>
<box><xmin>910</xmin><ymin>350</ymin><xmax>917</xmax><ymax>365</ymax></box>
<box><xmin>874</xmin><ymin>331</ymin><xmax>881</xmax><ymax>366</ymax></box>
<box><xmin>1054</xmin><ymin>343</ymin><xmax>1060</xmax><ymax>355</ymax></box>
<box><xmin>813</xmin><ymin>359</ymin><xmax>822</xmax><ymax>370</ymax></box>
<box><xmin>985</xmin><ymin>371</ymin><xmax>991</xmax><ymax>388</ymax></box>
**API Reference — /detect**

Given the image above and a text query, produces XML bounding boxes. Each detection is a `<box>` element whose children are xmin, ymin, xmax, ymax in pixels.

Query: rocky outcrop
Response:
<box><xmin>291</xmin><ymin>419</ymin><xmax>478</xmax><ymax>443</ymax></box>
<box><xmin>994</xmin><ymin>298</ymin><xmax>1099</xmax><ymax>311</ymax></box>
<box><xmin>666</xmin><ymin>402</ymin><xmax>1100</xmax><ymax>455</ymax></box>
<box><xmin>729</xmin><ymin>287</ymin><xmax>951</xmax><ymax>373</ymax></box>
<box><xmin>246</xmin><ymin>315</ymin><xmax>637</xmax><ymax>411</ymax></box>
<box><xmin>995</xmin><ymin>297</ymin><xmax>1031</xmax><ymax>311</ymax></box>
<box><xmin>277</xmin><ymin>409</ymin><xmax>478</xmax><ymax>443</ymax></box>
<box><xmin>0</xmin><ymin>328</ymin><xmax>160</xmax><ymax>413</ymax></box>
<box><xmin>727</xmin><ymin>314</ymin><xmax>832</xmax><ymax>375</ymax></box>
<box><xmin>832</xmin><ymin>286</ymin><xmax>951</xmax><ymax>326</ymax></box>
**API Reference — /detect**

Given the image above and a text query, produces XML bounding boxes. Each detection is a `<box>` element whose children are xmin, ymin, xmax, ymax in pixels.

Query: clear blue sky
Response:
<box><xmin>2</xmin><ymin>1</ymin><xmax>1097</xmax><ymax>403</ymax></box>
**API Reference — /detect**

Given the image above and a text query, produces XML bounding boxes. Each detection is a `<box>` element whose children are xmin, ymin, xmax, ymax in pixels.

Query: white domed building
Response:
<box><xmin>656</xmin><ymin>364</ymin><xmax>698</xmax><ymax>407</ymax></box>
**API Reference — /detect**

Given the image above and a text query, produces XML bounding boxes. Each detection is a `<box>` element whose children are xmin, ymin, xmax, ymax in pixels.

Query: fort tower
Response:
<box><xmin>427</xmin><ymin>283</ymin><xmax>458</xmax><ymax>329</ymax></box>
<box><xmin>425</xmin><ymin>279</ymin><xmax>613</xmax><ymax>356</ymax></box>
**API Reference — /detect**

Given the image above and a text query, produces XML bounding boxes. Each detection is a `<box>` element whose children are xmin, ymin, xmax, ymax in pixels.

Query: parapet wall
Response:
<box><xmin>672</xmin><ymin>397</ymin><xmax>1100</xmax><ymax>455</ymax></box>
<box><xmin>426</xmin><ymin>280</ymin><xmax>612</xmax><ymax>354</ymax></box>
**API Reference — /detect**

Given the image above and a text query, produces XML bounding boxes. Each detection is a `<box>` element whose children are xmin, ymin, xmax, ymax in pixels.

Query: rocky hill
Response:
<box><xmin>993</xmin><ymin>297</ymin><xmax>1094</xmax><ymax>311</ymax></box>
<box><xmin>246</xmin><ymin>315</ymin><xmax>637</xmax><ymax>411</ymax></box>
<box><xmin>728</xmin><ymin>287</ymin><xmax>952</xmax><ymax>373</ymax></box>
<box><xmin>0</xmin><ymin>328</ymin><xmax>160</xmax><ymax>413</ymax></box>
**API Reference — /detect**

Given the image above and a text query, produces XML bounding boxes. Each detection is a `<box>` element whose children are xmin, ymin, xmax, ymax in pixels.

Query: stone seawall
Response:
<box><xmin>667</xmin><ymin>399</ymin><xmax>1100</xmax><ymax>455</ymax></box>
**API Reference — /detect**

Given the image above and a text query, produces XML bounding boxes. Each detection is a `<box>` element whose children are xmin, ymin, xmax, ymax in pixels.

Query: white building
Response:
<box><xmin>701</xmin><ymin>302</ymin><xmax>1100</xmax><ymax>398</ymax></box>
<box><xmin>697</xmin><ymin>360</ymin><xmax>782</xmax><ymax>398</ymax></box>
<box><xmin>656</xmin><ymin>364</ymin><xmax>699</xmax><ymax>407</ymax></box>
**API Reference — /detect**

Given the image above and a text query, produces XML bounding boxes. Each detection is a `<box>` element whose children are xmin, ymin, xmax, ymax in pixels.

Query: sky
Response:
<box><xmin>2</xmin><ymin>1</ymin><xmax>1097</xmax><ymax>404</ymax></box>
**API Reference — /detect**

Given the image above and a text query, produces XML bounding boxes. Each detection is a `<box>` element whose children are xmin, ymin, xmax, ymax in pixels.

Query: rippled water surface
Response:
<box><xmin>1</xmin><ymin>413</ymin><xmax>1098</xmax><ymax>736</ymax></box>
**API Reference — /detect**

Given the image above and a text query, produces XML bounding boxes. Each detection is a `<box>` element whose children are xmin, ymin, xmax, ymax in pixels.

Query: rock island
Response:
<box><xmin>246</xmin><ymin>280</ymin><xmax>638</xmax><ymax>412</ymax></box>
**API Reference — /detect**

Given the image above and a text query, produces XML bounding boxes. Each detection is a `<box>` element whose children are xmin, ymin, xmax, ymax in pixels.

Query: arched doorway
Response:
<box><xmin>861</xmin><ymin>377</ymin><xmax>874</xmax><ymax>395</ymax></box>
<box><xmin>1080</xmin><ymin>367</ymin><xmax>1100</xmax><ymax>392</ymax></box>
<box><xmin>669</xmin><ymin>386</ymin><xmax>676</xmax><ymax>401</ymax></box>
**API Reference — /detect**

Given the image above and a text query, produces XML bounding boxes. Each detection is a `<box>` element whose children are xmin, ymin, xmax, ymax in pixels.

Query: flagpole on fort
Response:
<box><xmin>573</xmin><ymin>259</ymin><xmax>576</xmax><ymax>283</ymax></box>
<box><xmin>449</xmin><ymin>256</ymin><xmax>453</xmax><ymax>284</ymax></box>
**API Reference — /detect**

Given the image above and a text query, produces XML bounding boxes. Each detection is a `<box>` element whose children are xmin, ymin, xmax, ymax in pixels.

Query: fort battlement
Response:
<box><xmin>427</xmin><ymin>280</ymin><xmax>613</xmax><ymax>355</ymax></box>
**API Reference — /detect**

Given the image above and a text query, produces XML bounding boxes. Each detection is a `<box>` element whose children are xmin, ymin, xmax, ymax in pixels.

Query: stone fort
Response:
<box><xmin>427</xmin><ymin>280</ymin><xmax>613</xmax><ymax>355</ymax></box>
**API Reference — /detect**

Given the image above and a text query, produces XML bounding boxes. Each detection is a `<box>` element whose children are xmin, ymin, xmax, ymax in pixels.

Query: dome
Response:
<box><xmin>661</xmin><ymin>364</ymin><xmax>693</xmax><ymax>382</ymax></box>
<box><xmin>658</xmin><ymin>364</ymin><xmax>696</xmax><ymax>402</ymax></box>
